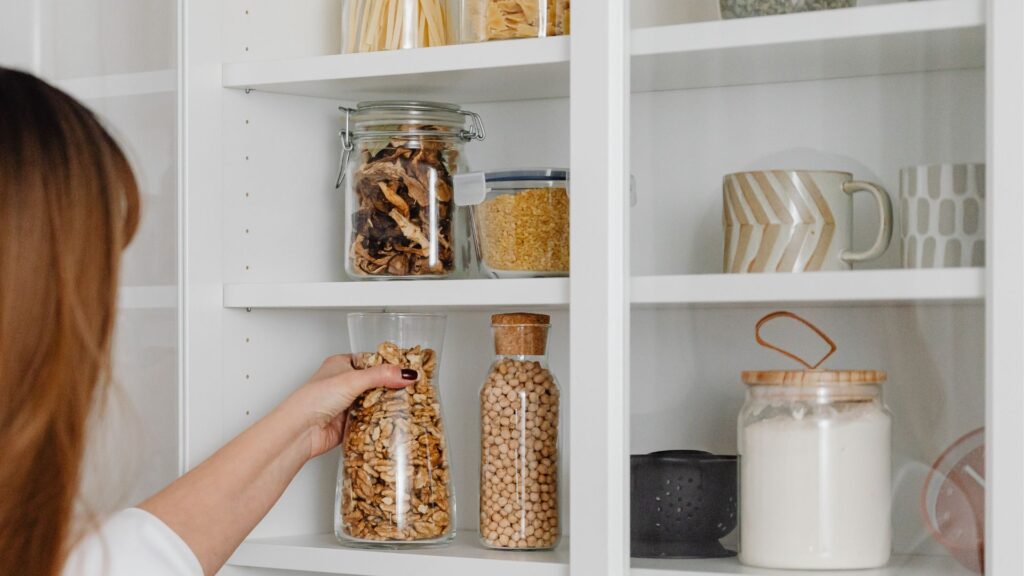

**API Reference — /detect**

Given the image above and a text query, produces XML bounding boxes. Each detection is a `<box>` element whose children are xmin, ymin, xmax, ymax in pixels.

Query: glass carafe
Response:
<box><xmin>479</xmin><ymin>313</ymin><xmax>561</xmax><ymax>550</ymax></box>
<box><xmin>335</xmin><ymin>313</ymin><xmax>455</xmax><ymax>547</ymax></box>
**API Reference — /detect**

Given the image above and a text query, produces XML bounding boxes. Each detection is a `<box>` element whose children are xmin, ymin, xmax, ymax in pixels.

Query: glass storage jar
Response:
<box><xmin>335</xmin><ymin>313</ymin><xmax>455</xmax><ymax>547</ymax></box>
<box><xmin>738</xmin><ymin>370</ymin><xmax>891</xmax><ymax>569</ymax></box>
<box><xmin>461</xmin><ymin>0</ymin><xmax>570</xmax><ymax>43</ymax></box>
<box><xmin>719</xmin><ymin>0</ymin><xmax>856</xmax><ymax>19</ymax></box>
<box><xmin>479</xmin><ymin>313</ymin><xmax>561</xmax><ymax>550</ymax></box>
<box><xmin>342</xmin><ymin>0</ymin><xmax>458</xmax><ymax>53</ymax></box>
<box><xmin>339</xmin><ymin>101</ymin><xmax>485</xmax><ymax>279</ymax></box>
<box><xmin>454</xmin><ymin>169</ymin><xmax>569</xmax><ymax>278</ymax></box>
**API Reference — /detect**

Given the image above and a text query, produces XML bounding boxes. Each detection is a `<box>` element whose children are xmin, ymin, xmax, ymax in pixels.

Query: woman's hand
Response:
<box><xmin>142</xmin><ymin>353</ymin><xmax>415</xmax><ymax>575</ymax></box>
<box><xmin>283</xmin><ymin>354</ymin><xmax>416</xmax><ymax>460</ymax></box>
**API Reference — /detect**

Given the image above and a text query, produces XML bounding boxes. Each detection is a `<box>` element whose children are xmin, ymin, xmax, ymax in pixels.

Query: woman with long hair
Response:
<box><xmin>0</xmin><ymin>67</ymin><xmax>416</xmax><ymax>576</ymax></box>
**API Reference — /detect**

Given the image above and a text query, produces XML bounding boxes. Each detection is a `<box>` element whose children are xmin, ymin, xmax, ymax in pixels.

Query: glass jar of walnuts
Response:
<box><xmin>479</xmin><ymin>313</ymin><xmax>561</xmax><ymax>550</ymax></box>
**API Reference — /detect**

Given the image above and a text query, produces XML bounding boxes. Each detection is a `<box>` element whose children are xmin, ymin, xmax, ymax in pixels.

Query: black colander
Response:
<box><xmin>630</xmin><ymin>450</ymin><xmax>738</xmax><ymax>559</ymax></box>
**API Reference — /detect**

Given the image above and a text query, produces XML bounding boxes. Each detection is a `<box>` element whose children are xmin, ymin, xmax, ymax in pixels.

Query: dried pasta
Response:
<box><xmin>343</xmin><ymin>0</ymin><xmax>453</xmax><ymax>53</ymax></box>
<box><xmin>462</xmin><ymin>0</ymin><xmax>570</xmax><ymax>43</ymax></box>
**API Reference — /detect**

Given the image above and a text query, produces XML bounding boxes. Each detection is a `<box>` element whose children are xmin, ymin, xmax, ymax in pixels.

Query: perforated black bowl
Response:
<box><xmin>630</xmin><ymin>450</ymin><xmax>738</xmax><ymax>559</ymax></box>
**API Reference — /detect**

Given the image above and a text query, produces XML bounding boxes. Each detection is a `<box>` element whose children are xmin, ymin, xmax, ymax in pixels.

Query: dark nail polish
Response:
<box><xmin>401</xmin><ymin>369</ymin><xmax>418</xmax><ymax>381</ymax></box>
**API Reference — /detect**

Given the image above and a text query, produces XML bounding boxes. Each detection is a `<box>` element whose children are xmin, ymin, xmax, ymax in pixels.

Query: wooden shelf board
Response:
<box><xmin>632</xmin><ymin>0</ymin><xmax>984</xmax><ymax>91</ymax></box>
<box><xmin>632</xmin><ymin>553</ymin><xmax>969</xmax><ymax>576</ymax></box>
<box><xmin>223</xmin><ymin>1</ymin><xmax>982</xmax><ymax>103</ymax></box>
<box><xmin>224</xmin><ymin>269</ymin><xmax>981</xmax><ymax>310</ymax></box>
<box><xmin>229</xmin><ymin>533</ymin><xmax>961</xmax><ymax>576</ymax></box>
<box><xmin>223</xmin><ymin>277</ymin><xmax>570</xmax><ymax>309</ymax></box>
<box><xmin>631</xmin><ymin>268</ymin><xmax>984</xmax><ymax>308</ymax></box>
<box><xmin>228</xmin><ymin>531</ymin><xmax>567</xmax><ymax>576</ymax></box>
<box><xmin>222</xmin><ymin>36</ymin><xmax>569</xmax><ymax>103</ymax></box>
<box><xmin>55</xmin><ymin>69</ymin><xmax>176</xmax><ymax>100</ymax></box>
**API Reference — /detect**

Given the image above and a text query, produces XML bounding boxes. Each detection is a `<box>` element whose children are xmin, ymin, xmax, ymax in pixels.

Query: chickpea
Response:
<box><xmin>480</xmin><ymin>358</ymin><xmax>559</xmax><ymax>550</ymax></box>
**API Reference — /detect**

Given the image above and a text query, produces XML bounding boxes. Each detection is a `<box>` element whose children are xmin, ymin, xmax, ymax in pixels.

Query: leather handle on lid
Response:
<box><xmin>755</xmin><ymin>311</ymin><xmax>837</xmax><ymax>370</ymax></box>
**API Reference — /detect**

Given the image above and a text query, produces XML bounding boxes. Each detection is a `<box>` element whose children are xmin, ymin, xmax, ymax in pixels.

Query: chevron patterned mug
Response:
<box><xmin>723</xmin><ymin>170</ymin><xmax>893</xmax><ymax>273</ymax></box>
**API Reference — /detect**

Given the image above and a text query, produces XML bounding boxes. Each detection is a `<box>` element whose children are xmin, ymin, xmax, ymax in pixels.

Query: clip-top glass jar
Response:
<box><xmin>336</xmin><ymin>313</ymin><xmax>456</xmax><ymax>547</ymax></box>
<box><xmin>338</xmin><ymin>101</ymin><xmax>485</xmax><ymax>279</ymax></box>
<box><xmin>479</xmin><ymin>313</ymin><xmax>561</xmax><ymax>550</ymax></box>
<box><xmin>739</xmin><ymin>372</ymin><xmax>891</xmax><ymax>569</ymax></box>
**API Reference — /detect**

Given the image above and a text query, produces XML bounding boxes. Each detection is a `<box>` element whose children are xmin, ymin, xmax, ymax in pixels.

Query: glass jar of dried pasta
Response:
<box><xmin>342</xmin><ymin>0</ymin><xmax>458</xmax><ymax>53</ymax></box>
<box><xmin>461</xmin><ymin>0</ymin><xmax>570</xmax><ymax>43</ymax></box>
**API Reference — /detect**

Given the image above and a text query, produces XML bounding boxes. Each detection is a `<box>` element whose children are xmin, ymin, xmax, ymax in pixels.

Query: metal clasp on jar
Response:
<box><xmin>334</xmin><ymin>105</ymin><xmax>486</xmax><ymax>189</ymax></box>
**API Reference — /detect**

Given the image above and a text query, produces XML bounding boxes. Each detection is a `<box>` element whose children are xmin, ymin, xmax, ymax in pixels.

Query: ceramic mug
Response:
<box><xmin>723</xmin><ymin>170</ymin><xmax>893</xmax><ymax>273</ymax></box>
<box><xmin>899</xmin><ymin>164</ymin><xmax>985</xmax><ymax>268</ymax></box>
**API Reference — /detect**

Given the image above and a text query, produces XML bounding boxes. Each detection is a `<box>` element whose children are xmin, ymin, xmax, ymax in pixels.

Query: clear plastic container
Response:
<box><xmin>342</xmin><ymin>0</ymin><xmax>458</xmax><ymax>53</ymax></box>
<box><xmin>479</xmin><ymin>313</ymin><xmax>561</xmax><ymax>550</ymax></box>
<box><xmin>454</xmin><ymin>169</ymin><xmax>569</xmax><ymax>278</ymax></box>
<box><xmin>719</xmin><ymin>0</ymin><xmax>856</xmax><ymax>19</ymax></box>
<box><xmin>338</xmin><ymin>101</ymin><xmax>485</xmax><ymax>279</ymax></box>
<box><xmin>738</xmin><ymin>371</ymin><xmax>891</xmax><ymax>569</ymax></box>
<box><xmin>461</xmin><ymin>0</ymin><xmax>570</xmax><ymax>43</ymax></box>
<box><xmin>335</xmin><ymin>313</ymin><xmax>456</xmax><ymax>547</ymax></box>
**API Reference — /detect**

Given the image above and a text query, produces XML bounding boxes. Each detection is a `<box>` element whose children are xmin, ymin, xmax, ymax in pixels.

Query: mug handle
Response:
<box><xmin>840</xmin><ymin>180</ymin><xmax>893</xmax><ymax>263</ymax></box>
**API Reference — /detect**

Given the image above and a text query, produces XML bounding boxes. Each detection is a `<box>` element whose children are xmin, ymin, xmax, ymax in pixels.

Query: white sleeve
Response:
<box><xmin>63</xmin><ymin>508</ymin><xmax>203</xmax><ymax>576</ymax></box>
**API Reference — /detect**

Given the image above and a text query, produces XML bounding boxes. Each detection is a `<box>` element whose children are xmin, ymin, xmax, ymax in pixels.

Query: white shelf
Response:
<box><xmin>632</xmin><ymin>268</ymin><xmax>984</xmax><ymax>307</ymax></box>
<box><xmin>223</xmin><ymin>278</ymin><xmax>570</xmax><ymax>309</ymax></box>
<box><xmin>118</xmin><ymin>285</ymin><xmax>177</xmax><ymax>309</ymax></box>
<box><xmin>55</xmin><ymin>69</ymin><xmax>176</xmax><ymax>100</ymax></box>
<box><xmin>228</xmin><ymin>531</ymin><xmax>567</xmax><ymax>576</ymax></box>
<box><xmin>632</xmin><ymin>0</ymin><xmax>984</xmax><ymax>91</ymax></box>
<box><xmin>228</xmin><ymin>534</ymin><xmax>960</xmax><ymax>576</ymax></box>
<box><xmin>222</xmin><ymin>1</ymin><xmax>982</xmax><ymax>103</ymax></box>
<box><xmin>222</xmin><ymin>36</ymin><xmax>569</xmax><ymax>103</ymax></box>
<box><xmin>224</xmin><ymin>269</ymin><xmax>981</xmax><ymax>310</ymax></box>
<box><xmin>632</xmin><ymin>554</ymin><xmax>969</xmax><ymax>576</ymax></box>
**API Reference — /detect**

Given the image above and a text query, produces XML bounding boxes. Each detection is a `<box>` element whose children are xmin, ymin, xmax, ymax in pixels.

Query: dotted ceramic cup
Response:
<box><xmin>899</xmin><ymin>164</ymin><xmax>985</xmax><ymax>268</ymax></box>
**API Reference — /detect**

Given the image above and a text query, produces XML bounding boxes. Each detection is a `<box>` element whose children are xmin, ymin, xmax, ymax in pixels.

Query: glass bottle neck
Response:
<box><xmin>495</xmin><ymin>353</ymin><xmax>549</xmax><ymax>366</ymax></box>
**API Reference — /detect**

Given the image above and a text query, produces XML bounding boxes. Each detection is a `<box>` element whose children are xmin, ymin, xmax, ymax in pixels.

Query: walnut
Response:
<box><xmin>340</xmin><ymin>342</ymin><xmax>453</xmax><ymax>542</ymax></box>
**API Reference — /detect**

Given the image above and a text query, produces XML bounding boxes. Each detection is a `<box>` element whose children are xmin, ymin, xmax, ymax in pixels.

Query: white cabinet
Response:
<box><xmin>8</xmin><ymin>0</ymin><xmax>1022</xmax><ymax>574</ymax></box>
<box><xmin>191</xmin><ymin>0</ymin><xmax>1024</xmax><ymax>575</ymax></box>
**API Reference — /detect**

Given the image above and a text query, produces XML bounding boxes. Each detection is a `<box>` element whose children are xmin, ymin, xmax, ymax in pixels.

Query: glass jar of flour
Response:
<box><xmin>737</xmin><ymin>312</ymin><xmax>892</xmax><ymax>570</ymax></box>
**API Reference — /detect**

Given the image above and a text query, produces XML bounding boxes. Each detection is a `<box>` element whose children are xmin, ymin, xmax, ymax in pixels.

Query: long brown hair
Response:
<box><xmin>0</xmin><ymin>68</ymin><xmax>140</xmax><ymax>576</ymax></box>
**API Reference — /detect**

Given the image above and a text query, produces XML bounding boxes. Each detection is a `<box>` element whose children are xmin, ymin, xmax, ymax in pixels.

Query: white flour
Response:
<box><xmin>739</xmin><ymin>404</ymin><xmax>892</xmax><ymax>569</ymax></box>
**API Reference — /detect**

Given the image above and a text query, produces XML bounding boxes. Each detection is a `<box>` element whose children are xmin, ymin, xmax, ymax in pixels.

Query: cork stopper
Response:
<box><xmin>491</xmin><ymin>313</ymin><xmax>550</xmax><ymax>356</ymax></box>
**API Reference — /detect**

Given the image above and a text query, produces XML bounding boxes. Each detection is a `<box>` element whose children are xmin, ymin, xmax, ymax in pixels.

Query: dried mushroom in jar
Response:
<box><xmin>349</xmin><ymin>130</ymin><xmax>458</xmax><ymax>277</ymax></box>
<box><xmin>340</xmin><ymin>342</ymin><xmax>453</xmax><ymax>541</ymax></box>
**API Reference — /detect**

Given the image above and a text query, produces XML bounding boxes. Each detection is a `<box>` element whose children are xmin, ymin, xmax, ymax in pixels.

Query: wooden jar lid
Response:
<box><xmin>742</xmin><ymin>370</ymin><xmax>887</xmax><ymax>386</ymax></box>
<box><xmin>492</xmin><ymin>313</ymin><xmax>550</xmax><ymax>356</ymax></box>
<box><xmin>491</xmin><ymin>313</ymin><xmax>550</xmax><ymax>326</ymax></box>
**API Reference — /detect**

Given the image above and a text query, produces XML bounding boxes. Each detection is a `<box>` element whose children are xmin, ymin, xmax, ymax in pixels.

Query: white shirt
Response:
<box><xmin>63</xmin><ymin>508</ymin><xmax>203</xmax><ymax>576</ymax></box>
